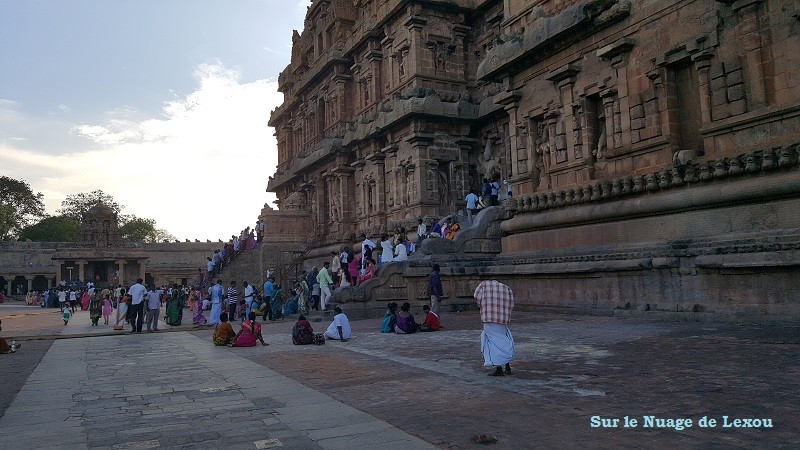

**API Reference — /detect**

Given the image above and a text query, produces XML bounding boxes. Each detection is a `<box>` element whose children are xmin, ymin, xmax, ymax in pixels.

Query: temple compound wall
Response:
<box><xmin>0</xmin><ymin>204</ymin><xmax>218</xmax><ymax>295</ymax></box>
<box><xmin>266</xmin><ymin>0</ymin><xmax>800</xmax><ymax>321</ymax></box>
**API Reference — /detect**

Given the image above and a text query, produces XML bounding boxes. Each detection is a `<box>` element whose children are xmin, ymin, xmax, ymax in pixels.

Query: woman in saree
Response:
<box><xmin>269</xmin><ymin>286</ymin><xmax>283</xmax><ymax>321</ymax></box>
<box><xmin>291</xmin><ymin>315</ymin><xmax>314</xmax><ymax>345</ymax></box>
<box><xmin>380</xmin><ymin>302</ymin><xmax>398</xmax><ymax>333</ymax></box>
<box><xmin>246</xmin><ymin>230</ymin><xmax>257</xmax><ymax>250</ymax></box>
<box><xmin>348</xmin><ymin>252</ymin><xmax>362</xmax><ymax>287</ymax></box>
<box><xmin>233</xmin><ymin>312</ymin><xmax>268</xmax><ymax>347</ymax></box>
<box><xmin>358</xmin><ymin>258</ymin><xmax>377</xmax><ymax>284</ymax></box>
<box><xmin>394</xmin><ymin>302</ymin><xmax>419</xmax><ymax>334</ymax></box>
<box><xmin>114</xmin><ymin>290</ymin><xmax>130</xmax><ymax>330</ymax></box>
<box><xmin>192</xmin><ymin>288</ymin><xmax>207</xmax><ymax>325</ymax></box>
<box><xmin>298</xmin><ymin>277</ymin><xmax>309</xmax><ymax>315</ymax></box>
<box><xmin>283</xmin><ymin>283</ymin><xmax>301</xmax><ymax>316</ymax></box>
<box><xmin>165</xmin><ymin>285</ymin><xmax>185</xmax><ymax>326</ymax></box>
<box><xmin>80</xmin><ymin>290</ymin><xmax>90</xmax><ymax>311</ymax></box>
<box><xmin>89</xmin><ymin>293</ymin><xmax>102</xmax><ymax>326</ymax></box>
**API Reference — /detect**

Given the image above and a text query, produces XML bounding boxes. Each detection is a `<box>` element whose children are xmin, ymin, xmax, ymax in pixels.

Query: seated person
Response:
<box><xmin>212</xmin><ymin>312</ymin><xmax>236</xmax><ymax>346</ymax></box>
<box><xmin>292</xmin><ymin>315</ymin><xmax>315</xmax><ymax>345</ymax></box>
<box><xmin>394</xmin><ymin>302</ymin><xmax>419</xmax><ymax>334</ymax></box>
<box><xmin>283</xmin><ymin>284</ymin><xmax>300</xmax><ymax>316</ymax></box>
<box><xmin>234</xmin><ymin>312</ymin><xmax>268</xmax><ymax>347</ymax></box>
<box><xmin>418</xmin><ymin>304</ymin><xmax>440</xmax><ymax>331</ymax></box>
<box><xmin>429</xmin><ymin>222</ymin><xmax>442</xmax><ymax>238</ymax></box>
<box><xmin>444</xmin><ymin>219</ymin><xmax>460</xmax><ymax>240</ymax></box>
<box><xmin>380</xmin><ymin>302</ymin><xmax>398</xmax><ymax>333</ymax></box>
<box><xmin>251</xmin><ymin>297</ymin><xmax>268</xmax><ymax>317</ymax></box>
<box><xmin>324</xmin><ymin>307</ymin><xmax>351</xmax><ymax>341</ymax></box>
<box><xmin>358</xmin><ymin>258</ymin><xmax>377</xmax><ymax>284</ymax></box>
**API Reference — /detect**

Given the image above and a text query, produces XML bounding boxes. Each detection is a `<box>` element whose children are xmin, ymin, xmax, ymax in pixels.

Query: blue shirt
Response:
<box><xmin>465</xmin><ymin>193</ymin><xmax>479</xmax><ymax>209</ymax></box>
<box><xmin>263</xmin><ymin>280</ymin><xmax>274</xmax><ymax>298</ymax></box>
<box><xmin>210</xmin><ymin>284</ymin><xmax>224</xmax><ymax>304</ymax></box>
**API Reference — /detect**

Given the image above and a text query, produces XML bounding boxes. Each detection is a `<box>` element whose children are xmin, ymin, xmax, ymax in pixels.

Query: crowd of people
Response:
<box><xmin>204</xmin><ymin>220</ymin><xmax>266</xmax><ymax>283</ymax></box>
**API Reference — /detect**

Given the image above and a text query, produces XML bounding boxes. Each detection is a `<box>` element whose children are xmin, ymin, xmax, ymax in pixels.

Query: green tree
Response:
<box><xmin>0</xmin><ymin>176</ymin><xmax>46</xmax><ymax>240</ymax></box>
<box><xmin>18</xmin><ymin>216</ymin><xmax>81</xmax><ymax>242</ymax></box>
<box><xmin>119</xmin><ymin>217</ymin><xmax>156</xmax><ymax>242</ymax></box>
<box><xmin>119</xmin><ymin>216</ymin><xmax>177</xmax><ymax>243</ymax></box>
<box><xmin>56</xmin><ymin>190</ymin><xmax>123</xmax><ymax>221</ymax></box>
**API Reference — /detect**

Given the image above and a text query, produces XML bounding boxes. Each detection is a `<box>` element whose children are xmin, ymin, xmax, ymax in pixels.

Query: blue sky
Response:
<box><xmin>1</xmin><ymin>0</ymin><xmax>311</xmax><ymax>240</ymax></box>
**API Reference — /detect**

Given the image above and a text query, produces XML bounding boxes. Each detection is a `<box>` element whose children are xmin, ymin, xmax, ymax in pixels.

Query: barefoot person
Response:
<box><xmin>474</xmin><ymin>280</ymin><xmax>514</xmax><ymax>376</ymax></box>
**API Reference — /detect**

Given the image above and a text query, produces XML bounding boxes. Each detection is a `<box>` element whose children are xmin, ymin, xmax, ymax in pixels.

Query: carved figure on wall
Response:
<box><xmin>397</xmin><ymin>51</ymin><xmax>406</xmax><ymax>78</ymax></box>
<box><xmin>595</xmin><ymin>108</ymin><xmax>607</xmax><ymax>161</ymax></box>
<box><xmin>404</xmin><ymin>166</ymin><xmax>413</xmax><ymax>205</ymax></box>
<box><xmin>437</xmin><ymin>167</ymin><xmax>451</xmax><ymax>207</ymax></box>
<box><xmin>330</xmin><ymin>192</ymin><xmax>342</xmax><ymax>223</ymax></box>
<box><xmin>532</xmin><ymin>121</ymin><xmax>552</xmax><ymax>190</ymax></box>
<box><xmin>481</xmin><ymin>135</ymin><xmax>502</xmax><ymax>180</ymax></box>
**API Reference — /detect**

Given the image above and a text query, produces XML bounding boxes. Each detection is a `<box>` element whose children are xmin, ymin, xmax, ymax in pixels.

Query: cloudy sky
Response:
<box><xmin>1</xmin><ymin>0</ymin><xmax>312</xmax><ymax>240</ymax></box>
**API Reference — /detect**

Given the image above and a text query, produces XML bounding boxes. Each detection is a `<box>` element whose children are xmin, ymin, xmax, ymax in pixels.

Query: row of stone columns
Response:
<box><xmin>0</xmin><ymin>275</ymin><xmax>53</xmax><ymax>295</ymax></box>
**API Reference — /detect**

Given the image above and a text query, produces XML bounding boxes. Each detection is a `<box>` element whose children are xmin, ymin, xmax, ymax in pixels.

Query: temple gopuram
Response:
<box><xmin>261</xmin><ymin>0</ymin><xmax>800</xmax><ymax>321</ymax></box>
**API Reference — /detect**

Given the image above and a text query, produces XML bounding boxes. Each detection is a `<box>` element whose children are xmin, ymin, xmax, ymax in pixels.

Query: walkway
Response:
<box><xmin>0</xmin><ymin>331</ymin><xmax>433</xmax><ymax>450</ymax></box>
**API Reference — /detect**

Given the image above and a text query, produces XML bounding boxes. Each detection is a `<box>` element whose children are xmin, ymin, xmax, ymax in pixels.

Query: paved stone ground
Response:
<box><xmin>1</xmin><ymin>304</ymin><xmax>798</xmax><ymax>449</ymax></box>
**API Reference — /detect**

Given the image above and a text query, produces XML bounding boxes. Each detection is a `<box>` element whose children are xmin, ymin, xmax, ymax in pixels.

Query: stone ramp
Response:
<box><xmin>0</xmin><ymin>332</ymin><xmax>434</xmax><ymax>450</ymax></box>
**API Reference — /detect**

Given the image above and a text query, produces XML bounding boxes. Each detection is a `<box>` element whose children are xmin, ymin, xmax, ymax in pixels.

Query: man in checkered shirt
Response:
<box><xmin>474</xmin><ymin>279</ymin><xmax>514</xmax><ymax>376</ymax></box>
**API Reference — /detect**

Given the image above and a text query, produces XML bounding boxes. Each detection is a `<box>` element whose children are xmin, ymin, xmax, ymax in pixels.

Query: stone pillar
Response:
<box><xmin>352</xmin><ymin>160</ymin><xmax>366</xmax><ymax>220</ymax></box>
<box><xmin>115</xmin><ymin>260</ymin><xmax>126</xmax><ymax>285</ymax></box>
<box><xmin>408</xmin><ymin>132</ymin><xmax>435</xmax><ymax>208</ymax></box>
<box><xmin>546</xmin><ymin>65</ymin><xmax>580</xmax><ymax>168</ymax></box>
<box><xmin>47</xmin><ymin>277</ymin><xmax>52</xmax><ymax>289</ymax></box>
<box><xmin>54</xmin><ymin>260</ymin><xmax>63</xmax><ymax>285</ymax></box>
<box><xmin>139</xmin><ymin>260</ymin><xmax>146</xmax><ymax>282</ymax></box>
<box><xmin>602</xmin><ymin>94</ymin><xmax>617</xmax><ymax>154</ymax></box>
<box><xmin>381</xmin><ymin>145</ymin><xmax>399</xmax><ymax>211</ymax></box>
<box><xmin>26</xmin><ymin>276</ymin><xmax>33</xmax><ymax>293</ymax></box>
<box><xmin>366</xmin><ymin>152</ymin><xmax>386</xmax><ymax>214</ymax></box>
<box><xmin>694</xmin><ymin>52</ymin><xmax>715</xmax><ymax>154</ymax></box>
<box><xmin>76</xmin><ymin>260</ymin><xmax>87</xmax><ymax>283</ymax></box>
<box><xmin>597</xmin><ymin>38</ymin><xmax>635</xmax><ymax>149</ymax></box>
<box><xmin>495</xmin><ymin>90</ymin><xmax>524</xmax><ymax>178</ymax></box>
<box><xmin>731</xmin><ymin>0</ymin><xmax>768</xmax><ymax>107</ymax></box>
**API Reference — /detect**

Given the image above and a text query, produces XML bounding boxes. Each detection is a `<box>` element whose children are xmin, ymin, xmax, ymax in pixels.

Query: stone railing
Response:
<box><xmin>506</xmin><ymin>143</ymin><xmax>800</xmax><ymax>216</ymax></box>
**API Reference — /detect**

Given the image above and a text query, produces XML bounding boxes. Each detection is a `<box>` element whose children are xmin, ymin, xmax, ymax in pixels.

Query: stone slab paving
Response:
<box><xmin>0</xmin><ymin>332</ymin><xmax>435</xmax><ymax>450</ymax></box>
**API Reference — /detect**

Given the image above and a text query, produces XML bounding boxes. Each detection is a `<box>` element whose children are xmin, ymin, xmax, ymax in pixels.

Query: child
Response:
<box><xmin>418</xmin><ymin>304</ymin><xmax>440</xmax><ymax>332</ymax></box>
<box><xmin>62</xmin><ymin>304</ymin><xmax>72</xmax><ymax>326</ymax></box>
<box><xmin>212</xmin><ymin>312</ymin><xmax>236</xmax><ymax>346</ymax></box>
<box><xmin>102</xmin><ymin>293</ymin><xmax>113</xmax><ymax>325</ymax></box>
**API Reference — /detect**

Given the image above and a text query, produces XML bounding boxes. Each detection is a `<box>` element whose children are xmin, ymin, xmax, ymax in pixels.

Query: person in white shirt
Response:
<box><xmin>324</xmin><ymin>307</ymin><xmax>351</xmax><ymax>341</ymax></box>
<box><xmin>242</xmin><ymin>281</ymin><xmax>255</xmax><ymax>317</ymax></box>
<box><xmin>145</xmin><ymin>285</ymin><xmax>163</xmax><ymax>332</ymax></box>
<box><xmin>127</xmin><ymin>279</ymin><xmax>148</xmax><ymax>333</ymax></box>
<box><xmin>394</xmin><ymin>241</ymin><xmax>408</xmax><ymax>261</ymax></box>
<box><xmin>380</xmin><ymin>234</ymin><xmax>394</xmax><ymax>264</ymax></box>
<box><xmin>330</xmin><ymin>251</ymin><xmax>341</xmax><ymax>286</ymax></box>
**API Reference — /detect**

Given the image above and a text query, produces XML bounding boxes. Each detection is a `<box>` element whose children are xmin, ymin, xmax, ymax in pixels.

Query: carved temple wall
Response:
<box><xmin>269</xmin><ymin>0</ymin><xmax>800</xmax><ymax>320</ymax></box>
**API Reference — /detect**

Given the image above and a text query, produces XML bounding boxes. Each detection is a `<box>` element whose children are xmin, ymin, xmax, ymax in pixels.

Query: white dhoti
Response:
<box><xmin>481</xmin><ymin>322</ymin><xmax>514</xmax><ymax>366</ymax></box>
<box><xmin>209</xmin><ymin>303</ymin><xmax>222</xmax><ymax>325</ymax></box>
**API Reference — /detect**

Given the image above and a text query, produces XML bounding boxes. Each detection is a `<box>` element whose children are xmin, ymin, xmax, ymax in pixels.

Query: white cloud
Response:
<box><xmin>0</xmin><ymin>62</ymin><xmax>282</xmax><ymax>241</ymax></box>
